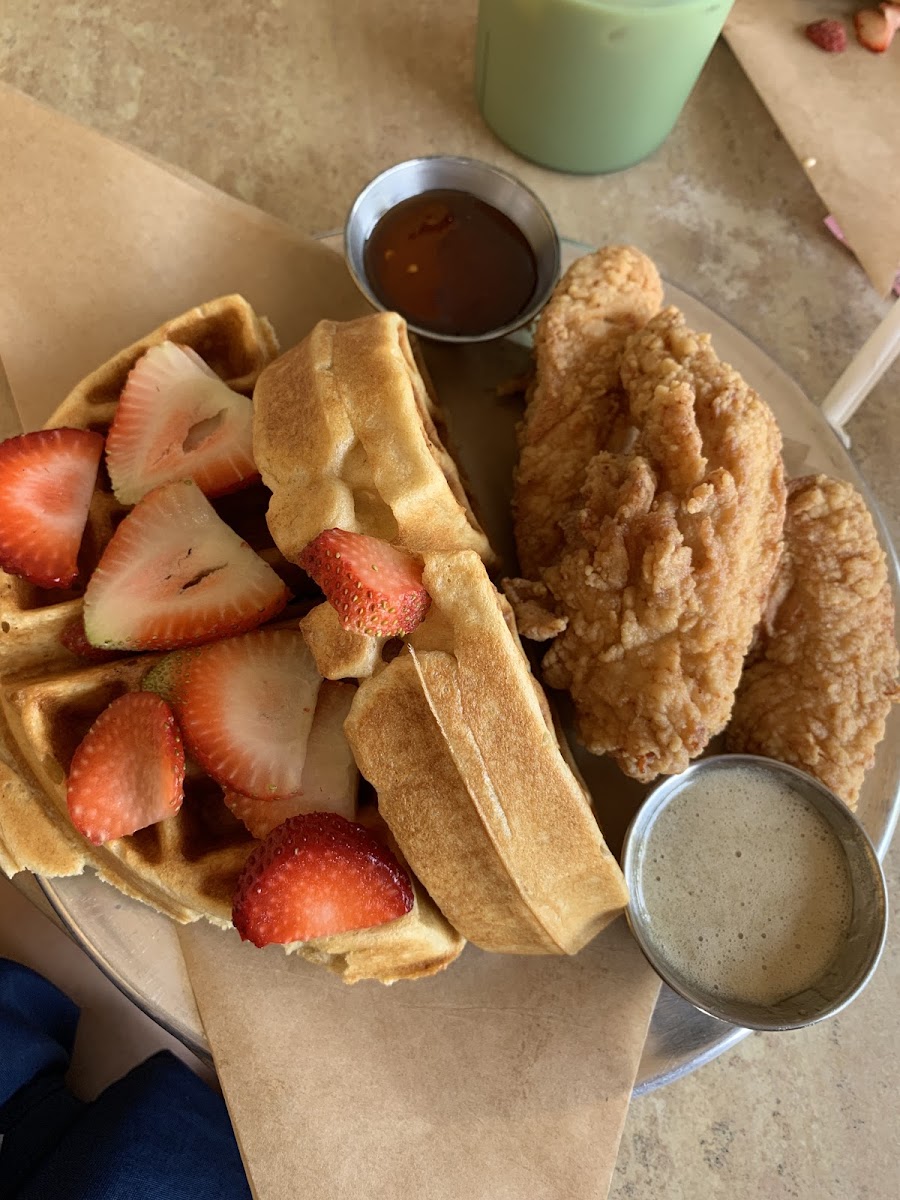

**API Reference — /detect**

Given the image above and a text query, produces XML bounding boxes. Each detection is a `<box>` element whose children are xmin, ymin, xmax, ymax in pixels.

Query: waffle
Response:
<box><xmin>0</xmin><ymin>297</ymin><xmax>463</xmax><ymax>983</ymax></box>
<box><xmin>253</xmin><ymin>311</ymin><xmax>495</xmax><ymax>565</ymax></box>
<box><xmin>253</xmin><ymin>312</ymin><xmax>497</xmax><ymax>679</ymax></box>
<box><xmin>0</xmin><ymin>297</ymin><xmax>285</xmax><ymax>913</ymax></box>
<box><xmin>345</xmin><ymin>550</ymin><xmax>629</xmax><ymax>956</ymax></box>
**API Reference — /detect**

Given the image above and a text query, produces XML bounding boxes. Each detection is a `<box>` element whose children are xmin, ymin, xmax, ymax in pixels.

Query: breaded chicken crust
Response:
<box><xmin>512</xmin><ymin>246</ymin><xmax>663</xmax><ymax>578</ymax></box>
<box><xmin>727</xmin><ymin>475</ymin><xmax>899</xmax><ymax>808</ymax></box>
<box><xmin>510</xmin><ymin>307</ymin><xmax>786</xmax><ymax>782</ymax></box>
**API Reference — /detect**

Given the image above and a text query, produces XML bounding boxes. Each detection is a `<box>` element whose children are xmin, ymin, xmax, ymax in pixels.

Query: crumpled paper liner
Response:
<box><xmin>0</xmin><ymin>82</ymin><xmax>660</xmax><ymax>1200</ymax></box>
<box><xmin>725</xmin><ymin>0</ymin><xmax>900</xmax><ymax>296</ymax></box>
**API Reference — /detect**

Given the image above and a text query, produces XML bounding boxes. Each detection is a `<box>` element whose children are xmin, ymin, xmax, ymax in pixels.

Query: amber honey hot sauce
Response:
<box><xmin>363</xmin><ymin>189</ymin><xmax>538</xmax><ymax>337</ymax></box>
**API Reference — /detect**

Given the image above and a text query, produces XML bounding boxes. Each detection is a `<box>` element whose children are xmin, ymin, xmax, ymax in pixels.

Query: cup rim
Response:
<box><xmin>343</xmin><ymin>155</ymin><xmax>561</xmax><ymax>344</ymax></box>
<box><xmin>621</xmin><ymin>754</ymin><xmax>889</xmax><ymax>1032</ymax></box>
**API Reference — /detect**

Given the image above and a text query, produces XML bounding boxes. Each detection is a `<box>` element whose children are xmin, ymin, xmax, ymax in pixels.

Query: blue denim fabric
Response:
<box><xmin>0</xmin><ymin>960</ymin><xmax>251</xmax><ymax>1200</ymax></box>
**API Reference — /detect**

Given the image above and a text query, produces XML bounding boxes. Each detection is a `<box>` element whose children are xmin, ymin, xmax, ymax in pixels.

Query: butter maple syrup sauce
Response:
<box><xmin>363</xmin><ymin>189</ymin><xmax>538</xmax><ymax>336</ymax></box>
<box><xmin>642</xmin><ymin>766</ymin><xmax>853</xmax><ymax>1007</ymax></box>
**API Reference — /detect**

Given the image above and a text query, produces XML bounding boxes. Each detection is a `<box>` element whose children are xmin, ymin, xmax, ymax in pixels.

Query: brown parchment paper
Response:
<box><xmin>0</xmin><ymin>83</ymin><xmax>660</xmax><ymax>1200</ymax></box>
<box><xmin>725</xmin><ymin>0</ymin><xmax>900</xmax><ymax>297</ymax></box>
<box><xmin>179</xmin><ymin>919</ymin><xmax>660</xmax><ymax>1200</ymax></box>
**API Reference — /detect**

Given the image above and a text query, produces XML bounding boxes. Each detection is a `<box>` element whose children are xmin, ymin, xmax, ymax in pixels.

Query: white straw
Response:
<box><xmin>821</xmin><ymin>296</ymin><xmax>900</xmax><ymax>440</ymax></box>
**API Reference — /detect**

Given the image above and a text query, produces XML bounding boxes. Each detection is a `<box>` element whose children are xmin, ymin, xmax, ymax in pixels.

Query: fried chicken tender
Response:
<box><xmin>726</xmin><ymin>475</ymin><xmax>899</xmax><ymax>808</ymax></box>
<box><xmin>513</xmin><ymin>307</ymin><xmax>785</xmax><ymax>782</ymax></box>
<box><xmin>512</xmin><ymin>246</ymin><xmax>663</xmax><ymax>578</ymax></box>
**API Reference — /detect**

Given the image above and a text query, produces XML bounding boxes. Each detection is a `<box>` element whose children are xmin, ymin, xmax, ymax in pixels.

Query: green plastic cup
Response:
<box><xmin>475</xmin><ymin>0</ymin><xmax>735</xmax><ymax>174</ymax></box>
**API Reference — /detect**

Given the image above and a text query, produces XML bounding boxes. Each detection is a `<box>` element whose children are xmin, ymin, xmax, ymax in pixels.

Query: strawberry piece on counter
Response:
<box><xmin>83</xmin><ymin>479</ymin><xmax>288</xmax><ymax>651</ymax></box>
<box><xmin>0</xmin><ymin>428</ymin><xmax>103</xmax><ymax>589</ymax></box>
<box><xmin>232</xmin><ymin>812</ymin><xmax>414</xmax><ymax>946</ymax></box>
<box><xmin>223</xmin><ymin>679</ymin><xmax>358</xmax><ymax>838</ymax></box>
<box><xmin>106</xmin><ymin>341</ymin><xmax>258</xmax><ymax>505</ymax></box>
<box><xmin>176</xmin><ymin>629</ymin><xmax>322</xmax><ymax>800</ymax></box>
<box><xmin>298</xmin><ymin>528</ymin><xmax>431</xmax><ymax>637</ymax></box>
<box><xmin>67</xmin><ymin>692</ymin><xmax>185</xmax><ymax>844</ymax></box>
<box><xmin>804</xmin><ymin>18</ymin><xmax>847</xmax><ymax>51</ymax></box>
<box><xmin>854</xmin><ymin>5</ymin><xmax>900</xmax><ymax>50</ymax></box>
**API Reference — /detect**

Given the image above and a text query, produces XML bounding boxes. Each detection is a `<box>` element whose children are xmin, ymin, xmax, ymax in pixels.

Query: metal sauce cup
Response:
<box><xmin>621</xmin><ymin>755</ymin><xmax>888</xmax><ymax>1031</ymax></box>
<box><xmin>344</xmin><ymin>155</ymin><xmax>560</xmax><ymax>344</ymax></box>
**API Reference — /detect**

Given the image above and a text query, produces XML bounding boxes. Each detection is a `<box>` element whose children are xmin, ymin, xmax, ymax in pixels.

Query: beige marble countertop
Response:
<box><xmin>1</xmin><ymin>1</ymin><xmax>898</xmax><ymax>1196</ymax></box>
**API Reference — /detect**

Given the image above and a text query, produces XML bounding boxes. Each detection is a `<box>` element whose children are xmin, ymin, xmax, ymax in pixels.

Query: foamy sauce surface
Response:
<box><xmin>641</xmin><ymin>766</ymin><xmax>853</xmax><ymax>1006</ymax></box>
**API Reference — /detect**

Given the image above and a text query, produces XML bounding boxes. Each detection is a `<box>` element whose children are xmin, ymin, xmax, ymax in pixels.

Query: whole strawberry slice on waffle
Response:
<box><xmin>106</xmin><ymin>341</ymin><xmax>258</xmax><ymax>504</ymax></box>
<box><xmin>232</xmin><ymin>812</ymin><xmax>415</xmax><ymax>947</ymax></box>
<box><xmin>0</xmin><ymin>428</ymin><xmax>103</xmax><ymax>588</ymax></box>
<box><xmin>67</xmin><ymin>692</ymin><xmax>185</xmax><ymax>845</ymax></box>
<box><xmin>299</xmin><ymin>528</ymin><xmax>431</xmax><ymax>637</ymax></box>
<box><xmin>83</xmin><ymin>478</ymin><xmax>288</xmax><ymax>650</ymax></box>
<box><xmin>171</xmin><ymin>628</ymin><xmax>323</xmax><ymax>800</ymax></box>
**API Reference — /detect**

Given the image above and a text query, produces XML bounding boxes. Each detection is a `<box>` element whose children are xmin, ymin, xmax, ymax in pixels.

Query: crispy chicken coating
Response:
<box><xmin>511</xmin><ymin>307</ymin><xmax>786</xmax><ymax>782</ymax></box>
<box><xmin>512</xmin><ymin>246</ymin><xmax>663</xmax><ymax>578</ymax></box>
<box><xmin>727</xmin><ymin>475</ymin><xmax>899</xmax><ymax>808</ymax></box>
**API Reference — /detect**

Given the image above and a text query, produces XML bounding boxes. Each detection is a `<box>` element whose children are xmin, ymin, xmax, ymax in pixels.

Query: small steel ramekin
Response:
<box><xmin>621</xmin><ymin>755</ymin><xmax>888</xmax><ymax>1032</ymax></box>
<box><xmin>344</xmin><ymin>155</ymin><xmax>560</xmax><ymax>344</ymax></box>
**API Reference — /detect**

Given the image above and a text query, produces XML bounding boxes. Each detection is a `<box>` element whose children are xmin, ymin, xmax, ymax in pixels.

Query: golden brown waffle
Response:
<box><xmin>0</xmin><ymin>296</ymin><xmax>284</xmax><ymax>920</ymax></box>
<box><xmin>253</xmin><ymin>311</ymin><xmax>496</xmax><ymax>565</ymax></box>
<box><xmin>0</xmin><ymin>297</ymin><xmax>462</xmax><ymax>982</ymax></box>
<box><xmin>253</xmin><ymin>312</ymin><xmax>498</xmax><ymax>680</ymax></box>
<box><xmin>1</xmin><ymin>297</ymin><xmax>282</xmax><ymax>674</ymax></box>
<box><xmin>345</xmin><ymin>550</ymin><xmax>629</xmax><ymax>956</ymax></box>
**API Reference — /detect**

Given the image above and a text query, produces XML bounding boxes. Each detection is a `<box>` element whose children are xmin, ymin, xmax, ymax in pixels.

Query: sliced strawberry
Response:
<box><xmin>223</xmin><ymin>680</ymin><xmax>358</xmax><ymax>837</ymax></box>
<box><xmin>177</xmin><ymin>629</ymin><xmax>322</xmax><ymax>799</ymax></box>
<box><xmin>67</xmin><ymin>692</ymin><xmax>184</xmax><ymax>844</ymax></box>
<box><xmin>140</xmin><ymin>650</ymin><xmax>196</xmax><ymax>702</ymax></box>
<box><xmin>60</xmin><ymin>614</ymin><xmax>121</xmax><ymax>662</ymax></box>
<box><xmin>880</xmin><ymin>1</ymin><xmax>900</xmax><ymax>37</ymax></box>
<box><xmin>298</xmin><ymin>529</ymin><xmax>430</xmax><ymax>637</ymax></box>
<box><xmin>106</xmin><ymin>342</ymin><xmax>258</xmax><ymax>505</ymax></box>
<box><xmin>222</xmin><ymin>789</ymin><xmax>309</xmax><ymax>841</ymax></box>
<box><xmin>232</xmin><ymin>812</ymin><xmax>414</xmax><ymax>946</ymax></box>
<box><xmin>83</xmin><ymin>479</ymin><xmax>288</xmax><ymax>651</ymax></box>
<box><xmin>0</xmin><ymin>429</ymin><xmax>103</xmax><ymax>588</ymax></box>
<box><xmin>854</xmin><ymin>5</ymin><xmax>899</xmax><ymax>50</ymax></box>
